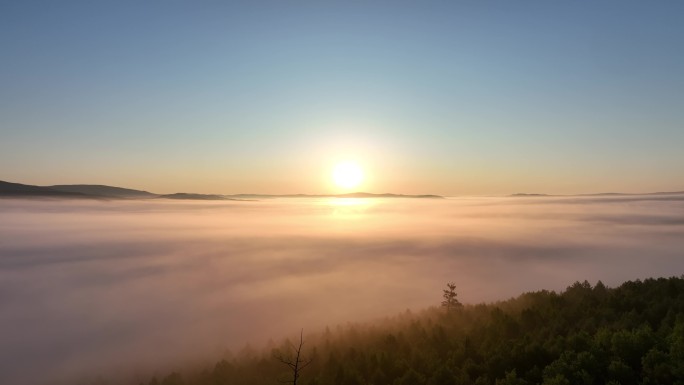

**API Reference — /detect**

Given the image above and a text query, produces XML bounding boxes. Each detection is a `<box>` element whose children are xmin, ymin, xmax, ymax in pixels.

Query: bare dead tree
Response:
<box><xmin>273</xmin><ymin>329</ymin><xmax>314</xmax><ymax>385</ymax></box>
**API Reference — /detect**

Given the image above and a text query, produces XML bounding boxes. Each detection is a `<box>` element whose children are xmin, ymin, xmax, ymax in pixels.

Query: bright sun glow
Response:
<box><xmin>332</xmin><ymin>161</ymin><xmax>364</xmax><ymax>189</ymax></box>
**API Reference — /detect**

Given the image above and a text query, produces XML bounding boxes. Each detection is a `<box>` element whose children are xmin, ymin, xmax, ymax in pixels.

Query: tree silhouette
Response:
<box><xmin>441</xmin><ymin>282</ymin><xmax>462</xmax><ymax>312</ymax></box>
<box><xmin>273</xmin><ymin>329</ymin><xmax>314</xmax><ymax>385</ymax></box>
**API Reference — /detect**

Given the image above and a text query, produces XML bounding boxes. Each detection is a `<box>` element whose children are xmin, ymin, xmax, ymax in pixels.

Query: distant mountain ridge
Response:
<box><xmin>0</xmin><ymin>180</ymin><xmax>445</xmax><ymax>200</ymax></box>
<box><xmin>511</xmin><ymin>191</ymin><xmax>684</xmax><ymax>197</ymax></box>
<box><xmin>158</xmin><ymin>193</ymin><xmax>246</xmax><ymax>201</ymax></box>
<box><xmin>0</xmin><ymin>180</ymin><xmax>94</xmax><ymax>198</ymax></box>
<box><xmin>50</xmin><ymin>184</ymin><xmax>155</xmax><ymax>198</ymax></box>
<box><xmin>4</xmin><ymin>179</ymin><xmax>682</xmax><ymax>201</ymax></box>
<box><xmin>226</xmin><ymin>192</ymin><xmax>444</xmax><ymax>199</ymax></box>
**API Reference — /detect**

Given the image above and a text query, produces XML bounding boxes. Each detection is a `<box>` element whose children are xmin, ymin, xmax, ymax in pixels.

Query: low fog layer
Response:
<box><xmin>1</xmin><ymin>196</ymin><xmax>683</xmax><ymax>384</ymax></box>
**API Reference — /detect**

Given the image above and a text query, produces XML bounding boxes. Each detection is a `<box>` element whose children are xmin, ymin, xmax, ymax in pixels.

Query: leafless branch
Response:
<box><xmin>272</xmin><ymin>329</ymin><xmax>314</xmax><ymax>385</ymax></box>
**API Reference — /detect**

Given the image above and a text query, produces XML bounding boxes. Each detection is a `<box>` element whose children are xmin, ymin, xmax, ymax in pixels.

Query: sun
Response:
<box><xmin>332</xmin><ymin>161</ymin><xmax>364</xmax><ymax>189</ymax></box>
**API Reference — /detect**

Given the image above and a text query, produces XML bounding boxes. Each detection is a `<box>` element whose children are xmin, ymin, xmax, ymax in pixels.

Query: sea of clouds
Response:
<box><xmin>1</xmin><ymin>195</ymin><xmax>683</xmax><ymax>384</ymax></box>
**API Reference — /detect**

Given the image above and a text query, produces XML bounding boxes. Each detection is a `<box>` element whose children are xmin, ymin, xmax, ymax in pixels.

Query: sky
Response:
<box><xmin>1</xmin><ymin>1</ymin><xmax>683</xmax><ymax>195</ymax></box>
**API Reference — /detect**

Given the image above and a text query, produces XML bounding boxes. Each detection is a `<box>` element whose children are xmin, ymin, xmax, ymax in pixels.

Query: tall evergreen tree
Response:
<box><xmin>442</xmin><ymin>282</ymin><xmax>463</xmax><ymax>312</ymax></box>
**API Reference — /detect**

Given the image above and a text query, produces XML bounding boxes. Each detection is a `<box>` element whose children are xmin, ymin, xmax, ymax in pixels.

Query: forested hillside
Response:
<box><xmin>139</xmin><ymin>277</ymin><xmax>684</xmax><ymax>385</ymax></box>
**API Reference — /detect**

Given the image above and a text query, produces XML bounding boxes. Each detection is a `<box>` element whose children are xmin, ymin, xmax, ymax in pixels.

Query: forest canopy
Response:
<box><xmin>136</xmin><ymin>276</ymin><xmax>684</xmax><ymax>385</ymax></box>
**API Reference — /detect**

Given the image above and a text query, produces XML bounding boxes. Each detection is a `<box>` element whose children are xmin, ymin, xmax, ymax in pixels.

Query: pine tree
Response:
<box><xmin>442</xmin><ymin>282</ymin><xmax>462</xmax><ymax>312</ymax></box>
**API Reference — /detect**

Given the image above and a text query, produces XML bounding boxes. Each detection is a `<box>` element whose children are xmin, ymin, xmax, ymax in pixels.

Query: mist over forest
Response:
<box><xmin>1</xmin><ymin>196</ymin><xmax>683</xmax><ymax>385</ymax></box>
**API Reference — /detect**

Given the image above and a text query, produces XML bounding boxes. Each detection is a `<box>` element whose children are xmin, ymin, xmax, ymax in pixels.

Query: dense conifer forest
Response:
<box><xmin>138</xmin><ymin>277</ymin><xmax>684</xmax><ymax>385</ymax></box>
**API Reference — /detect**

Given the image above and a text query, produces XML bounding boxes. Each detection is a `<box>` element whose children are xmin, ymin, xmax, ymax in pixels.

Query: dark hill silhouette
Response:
<box><xmin>226</xmin><ymin>192</ymin><xmax>444</xmax><ymax>199</ymax></box>
<box><xmin>582</xmin><ymin>191</ymin><xmax>684</xmax><ymax>196</ymax></box>
<box><xmin>339</xmin><ymin>192</ymin><xmax>443</xmax><ymax>198</ymax></box>
<box><xmin>511</xmin><ymin>191</ymin><xmax>684</xmax><ymax>197</ymax></box>
<box><xmin>0</xmin><ymin>180</ymin><xmax>91</xmax><ymax>198</ymax></box>
<box><xmin>49</xmin><ymin>184</ymin><xmax>156</xmax><ymax>198</ymax></box>
<box><xmin>2</xmin><ymin>180</ymin><xmax>444</xmax><ymax>200</ymax></box>
<box><xmin>158</xmin><ymin>193</ymin><xmax>244</xmax><ymax>201</ymax></box>
<box><xmin>2</xmin><ymin>179</ymin><xmax>682</xmax><ymax>201</ymax></box>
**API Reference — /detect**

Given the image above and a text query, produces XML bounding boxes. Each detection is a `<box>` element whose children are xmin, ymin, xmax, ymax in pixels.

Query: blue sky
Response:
<box><xmin>1</xmin><ymin>1</ymin><xmax>683</xmax><ymax>194</ymax></box>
